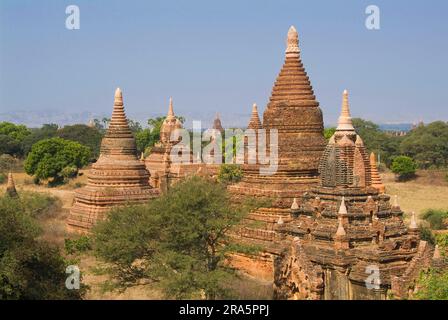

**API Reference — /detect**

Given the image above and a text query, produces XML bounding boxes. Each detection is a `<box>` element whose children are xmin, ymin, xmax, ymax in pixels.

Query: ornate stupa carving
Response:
<box><xmin>274</xmin><ymin>90</ymin><xmax>433</xmax><ymax>300</ymax></box>
<box><xmin>67</xmin><ymin>88</ymin><xmax>159</xmax><ymax>233</ymax></box>
<box><xmin>6</xmin><ymin>172</ymin><xmax>18</xmax><ymax>198</ymax></box>
<box><xmin>370</xmin><ymin>152</ymin><xmax>385</xmax><ymax>193</ymax></box>
<box><xmin>247</xmin><ymin>103</ymin><xmax>262</xmax><ymax>130</ymax></box>
<box><xmin>228</xmin><ymin>26</ymin><xmax>326</xmax><ymax>280</ymax></box>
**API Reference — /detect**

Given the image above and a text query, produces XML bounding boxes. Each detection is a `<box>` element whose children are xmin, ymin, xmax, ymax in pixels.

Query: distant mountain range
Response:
<box><xmin>0</xmin><ymin>109</ymin><xmax>415</xmax><ymax>132</ymax></box>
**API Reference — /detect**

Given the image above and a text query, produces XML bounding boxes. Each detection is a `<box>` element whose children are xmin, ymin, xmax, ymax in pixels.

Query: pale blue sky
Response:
<box><xmin>0</xmin><ymin>0</ymin><xmax>447</xmax><ymax>127</ymax></box>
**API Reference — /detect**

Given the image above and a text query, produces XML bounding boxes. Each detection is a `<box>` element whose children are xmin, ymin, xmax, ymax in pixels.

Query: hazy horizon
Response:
<box><xmin>1</xmin><ymin>0</ymin><xmax>447</xmax><ymax>128</ymax></box>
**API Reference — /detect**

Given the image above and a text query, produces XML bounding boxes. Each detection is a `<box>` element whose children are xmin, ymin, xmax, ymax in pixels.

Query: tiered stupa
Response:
<box><xmin>144</xmin><ymin>98</ymin><xmax>206</xmax><ymax>189</ymax></box>
<box><xmin>229</xmin><ymin>26</ymin><xmax>326</xmax><ymax>280</ymax></box>
<box><xmin>273</xmin><ymin>91</ymin><xmax>433</xmax><ymax>300</ymax></box>
<box><xmin>6</xmin><ymin>172</ymin><xmax>18</xmax><ymax>198</ymax></box>
<box><xmin>67</xmin><ymin>88</ymin><xmax>159</xmax><ymax>233</ymax></box>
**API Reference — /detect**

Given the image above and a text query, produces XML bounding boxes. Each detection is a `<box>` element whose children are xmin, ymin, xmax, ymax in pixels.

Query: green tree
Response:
<box><xmin>24</xmin><ymin>137</ymin><xmax>90</xmax><ymax>185</ymax></box>
<box><xmin>57</xmin><ymin>124</ymin><xmax>103</xmax><ymax>160</ymax></box>
<box><xmin>400</xmin><ymin>121</ymin><xmax>448</xmax><ymax>169</ymax></box>
<box><xmin>415</xmin><ymin>268</ymin><xmax>448</xmax><ymax>300</ymax></box>
<box><xmin>0</xmin><ymin>122</ymin><xmax>31</xmax><ymax>156</ymax></box>
<box><xmin>22</xmin><ymin>124</ymin><xmax>59</xmax><ymax>155</ymax></box>
<box><xmin>324</xmin><ymin>127</ymin><xmax>336</xmax><ymax>140</ymax></box>
<box><xmin>218</xmin><ymin>164</ymin><xmax>243</xmax><ymax>184</ymax></box>
<box><xmin>391</xmin><ymin>156</ymin><xmax>417</xmax><ymax>181</ymax></box>
<box><xmin>0</xmin><ymin>194</ymin><xmax>83</xmax><ymax>299</ymax></box>
<box><xmin>94</xmin><ymin>176</ymin><xmax>258</xmax><ymax>299</ymax></box>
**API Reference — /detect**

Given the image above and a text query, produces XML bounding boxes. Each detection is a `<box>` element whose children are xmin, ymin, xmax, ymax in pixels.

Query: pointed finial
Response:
<box><xmin>286</xmin><ymin>25</ymin><xmax>300</xmax><ymax>55</ymax></box>
<box><xmin>291</xmin><ymin>197</ymin><xmax>299</xmax><ymax>210</ymax></box>
<box><xmin>6</xmin><ymin>172</ymin><xmax>18</xmax><ymax>197</ymax></box>
<box><xmin>252</xmin><ymin>103</ymin><xmax>258</xmax><ymax>113</ymax></box>
<box><xmin>336</xmin><ymin>218</ymin><xmax>346</xmax><ymax>236</ymax></box>
<box><xmin>393</xmin><ymin>195</ymin><xmax>399</xmax><ymax>208</ymax></box>
<box><xmin>277</xmin><ymin>216</ymin><xmax>284</xmax><ymax>225</ymax></box>
<box><xmin>409</xmin><ymin>212</ymin><xmax>418</xmax><ymax>230</ymax></box>
<box><xmin>338</xmin><ymin>196</ymin><xmax>348</xmax><ymax>215</ymax></box>
<box><xmin>140</xmin><ymin>152</ymin><xmax>145</xmax><ymax>161</ymax></box>
<box><xmin>114</xmin><ymin>87</ymin><xmax>123</xmax><ymax>105</ymax></box>
<box><xmin>433</xmin><ymin>245</ymin><xmax>441</xmax><ymax>260</ymax></box>
<box><xmin>336</xmin><ymin>89</ymin><xmax>355</xmax><ymax>131</ymax></box>
<box><xmin>167</xmin><ymin>97</ymin><xmax>174</xmax><ymax>118</ymax></box>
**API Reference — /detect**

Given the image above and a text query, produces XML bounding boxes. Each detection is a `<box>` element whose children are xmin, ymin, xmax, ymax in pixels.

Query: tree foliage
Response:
<box><xmin>400</xmin><ymin>121</ymin><xmax>448</xmax><ymax>169</ymax></box>
<box><xmin>415</xmin><ymin>268</ymin><xmax>448</xmax><ymax>300</ymax></box>
<box><xmin>57</xmin><ymin>124</ymin><xmax>102</xmax><ymax>160</ymax></box>
<box><xmin>218</xmin><ymin>164</ymin><xmax>243</xmax><ymax>184</ymax></box>
<box><xmin>0</xmin><ymin>122</ymin><xmax>31</xmax><ymax>156</ymax></box>
<box><xmin>94</xmin><ymin>176</ymin><xmax>259</xmax><ymax>299</ymax></box>
<box><xmin>391</xmin><ymin>156</ymin><xmax>417</xmax><ymax>181</ymax></box>
<box><xmin>24</xmin><ymin>137</ymin><xmax>90</xmax><ymax>185</ymax></box>
<box><xmin>0</xmin><ymin>194</ymin><xmax>83</xmax><ymax>299</ymax></box>
<box><xmin>22</xmin><ymin>124</ymin><xmax>59</xmax><ymax>156</ymax></box>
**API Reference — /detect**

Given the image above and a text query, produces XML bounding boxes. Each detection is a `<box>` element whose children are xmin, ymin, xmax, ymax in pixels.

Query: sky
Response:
<box><xmin>0</xmin><ymin>0</ymin><xmax>447</xmax><ymax>128</ymax></box>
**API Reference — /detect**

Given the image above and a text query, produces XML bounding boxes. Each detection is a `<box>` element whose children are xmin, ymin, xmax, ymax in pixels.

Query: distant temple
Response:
<box><xmin>67</xmin><ymin>88</ymin><xmax>159</xmax><ymax>233</ymax></box>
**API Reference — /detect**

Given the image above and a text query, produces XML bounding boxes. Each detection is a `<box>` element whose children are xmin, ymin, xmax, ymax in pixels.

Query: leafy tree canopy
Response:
<box><xmin>57</xmin><ymin>124</ymin><xmax>102</xmax><ymax>160</ymax></box>
<box><xmin>94</xmin><ymin>176</ymin><xmax>260</xmax><ymax>299</ymax></box>
<box><xmin>24</xmin><ymin>137</ymin><xmax>90</xmax><ymax>185</ymax></box>
<box><xmin>0</xmin><ymin>122</ymin><xmax>31</xmax><ymax>156</ymax></box>
<box><xmin>0</xmin><ymin>194</ymin><xmax>83</xmax><ymax>299</ymax></box>
<box><xmin>391</xmin><ymin>155</ymin><xmax>417</xmax><ymax>181</ymax></box>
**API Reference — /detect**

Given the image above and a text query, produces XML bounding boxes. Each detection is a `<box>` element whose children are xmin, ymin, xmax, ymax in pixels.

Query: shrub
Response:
<box><xmin>435</xmin><ymin>233</ymin><xmax>448</xmax><ymax>249</ymax></box>
<box><xmin>415</xmin><ymin>268</ymin><xmax>448</xmax><ymax>300</ymax></box>
<box><xmin>218</xmin><ymin>164</ymin><xmax>243</xmax><ymax>184</ymax></box>
<box><xmin>419</xmin><ymin>226</ymin><xmax>435</xmax><ymax>245</ymax></box>
<box><xmin>391</xmin><ymin>156</ymin><xmax>417</xmax><ymax>181</ymax></box>
<box><xmin>422</xmin><ymin>209</ymin><xmax>448</xmax><ymax>230</ymax></box>
<box><xmin>0</xmin><ymin>173</ymin><xmax>6</xmax><ymax>184</ymax></box>
<box><xmin>65</xmin><ymin>236</ymin><xmax>92</xmax><ymax>255</ymax></box>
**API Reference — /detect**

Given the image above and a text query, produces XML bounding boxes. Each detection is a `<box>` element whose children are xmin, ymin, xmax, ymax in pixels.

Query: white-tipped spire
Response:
<box><xmin>291</xmin><ymin>197</ymin><xmax>299</xmax><ymax>210</ymax></box>
<box><xmin>338</xmin><ymin>196</ymin><xmax>348</xmax><ymax>215</ymax></box>
<box><xmin>167</xmin><ymin>97</ymin><xmax>174</xmax><ymax>118</ymax></box>
<box><xmin>285</xmin><ymin>25</ymin><xmax>300</xmax><ymax>55</ymax></box>
<box><xmin>277</xmin><ymin>216</ymin><xmax>284</xmax><ymax>225</ymax></box>
<box><xmin>393</xmin><ymin>195</ymin><xmax>399</xmax><ymax>208</ymax></box>
<box><xmin>336</xmin><ymin>218</ymin><xmax>346</xmax><ymax>236</ymax></box>
<box><xmin>336</xmin><ymin>90</ymin><xmax>355</xmax><ymax>131</ymax></box>
<box><xmin>114</xmin><ymin>87</ymin><xmax>123</xmax><ymax>104</ymax></box>
<box><xmin>409</xmin><ymin>212</ymin><xmax>418</xmax><ymax>230</ymax></box>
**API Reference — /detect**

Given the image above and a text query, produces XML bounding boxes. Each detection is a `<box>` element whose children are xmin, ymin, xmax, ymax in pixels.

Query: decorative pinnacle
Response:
<box><xmin>393</xmin><ymin>195</ymin><xmax>399</xmax><ymax>208</ymax></box>
<box><xmin>409</xmin><ymin>212</ymin><xmax>418</xmax><ymax>230</ymax></box>
<box><xmin>336</xmin><ymin>89</ymin><xmax>355</xmax><ymax>131</ymax></box>
<box><xmin>291</xmin><ymin>198</ymin><xmax>299</xmax><ymax>210</ymax></box>
<box><xmin>114</xmin><ymin>87</ymin><xmax>123</xmax><ymax>105</ymax></box>
<box><xmin>338</xmin><ymin>196</ymin><xmax>348</xmax><ymax>215</ymax></box>
<box><xmin>285</xmin><ymin>25</ymin><xmax>300</xmax><ymax>55</ymax></box>
<box><xmin>167</xmin><ymin>97</ymin><xmax>174</xmax><ymax>118</ymax></box>
<box><xmin>336</xmin><ymin>218</ymin><xmax>346</xmax><ymax>237</ymax></box>
<box><xmin>277</xmin><ymin>216</ymin><xmax>284</xmax><ymax>225</ymax></box>
<box><xmin>252</xmin><ymin>103</ymin><xmax>258</xmax><ymax>113</ymax></box>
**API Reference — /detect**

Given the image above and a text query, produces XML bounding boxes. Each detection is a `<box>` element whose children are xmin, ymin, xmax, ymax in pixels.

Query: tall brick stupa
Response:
<box><xmin>229</xmin><ymin>26</ymin><xmax>326</xmax><ymax>279</ymax></box>
<box><xmin>67</xmin><ymin>88</ymin><xmax>159</xmax><ymax>233</ymax></box>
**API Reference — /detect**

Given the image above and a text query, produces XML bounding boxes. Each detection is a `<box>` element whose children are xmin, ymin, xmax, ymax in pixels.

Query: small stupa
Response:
<box><xmin>5</xmin><ymin>172</ymin><xmax>18</xmax><ymax>198</ymax></box>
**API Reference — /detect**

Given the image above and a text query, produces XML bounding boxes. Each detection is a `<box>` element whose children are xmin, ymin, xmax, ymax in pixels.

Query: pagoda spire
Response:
<box><xmin>167</xmin><ymin>97</ymin><xmax>175</xmax><ymax>119</ymax></box>
<box><xmin>248</xmin><ymin>103</ymin><xmax>262</xmax><ymax>129</ymax></box>
<box><xmin>106</xmin><ymin>88</ymin><xmax>133</xmax><ymax>137</ymax></box>
<box><xmin>409</xmin><ymin>212</ymin><xmax>418</xmax><ymax>231</ymax></box>
<box><xmin>370</xmin><ymin>152</ymin><xmax>385</xmax><ymax>193</ymax></box>
<box><xmin>336</xmin><ymin>217</ymin><xmax>347</xmax><ymax>237</ymax></box>
<box><xmin>338</xmin><ymin>196</ymin><xmax>348</xmax><ymax>215</ymax></box>
<box><xmin>336</xmin><ymin>90</ymin><xmax>355</xmax><ymax>132</ymax></box>
<box><xmin>6</xmin><ymin>172</ymin><xmax>18</xmax><ymax>197</ymax></box>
